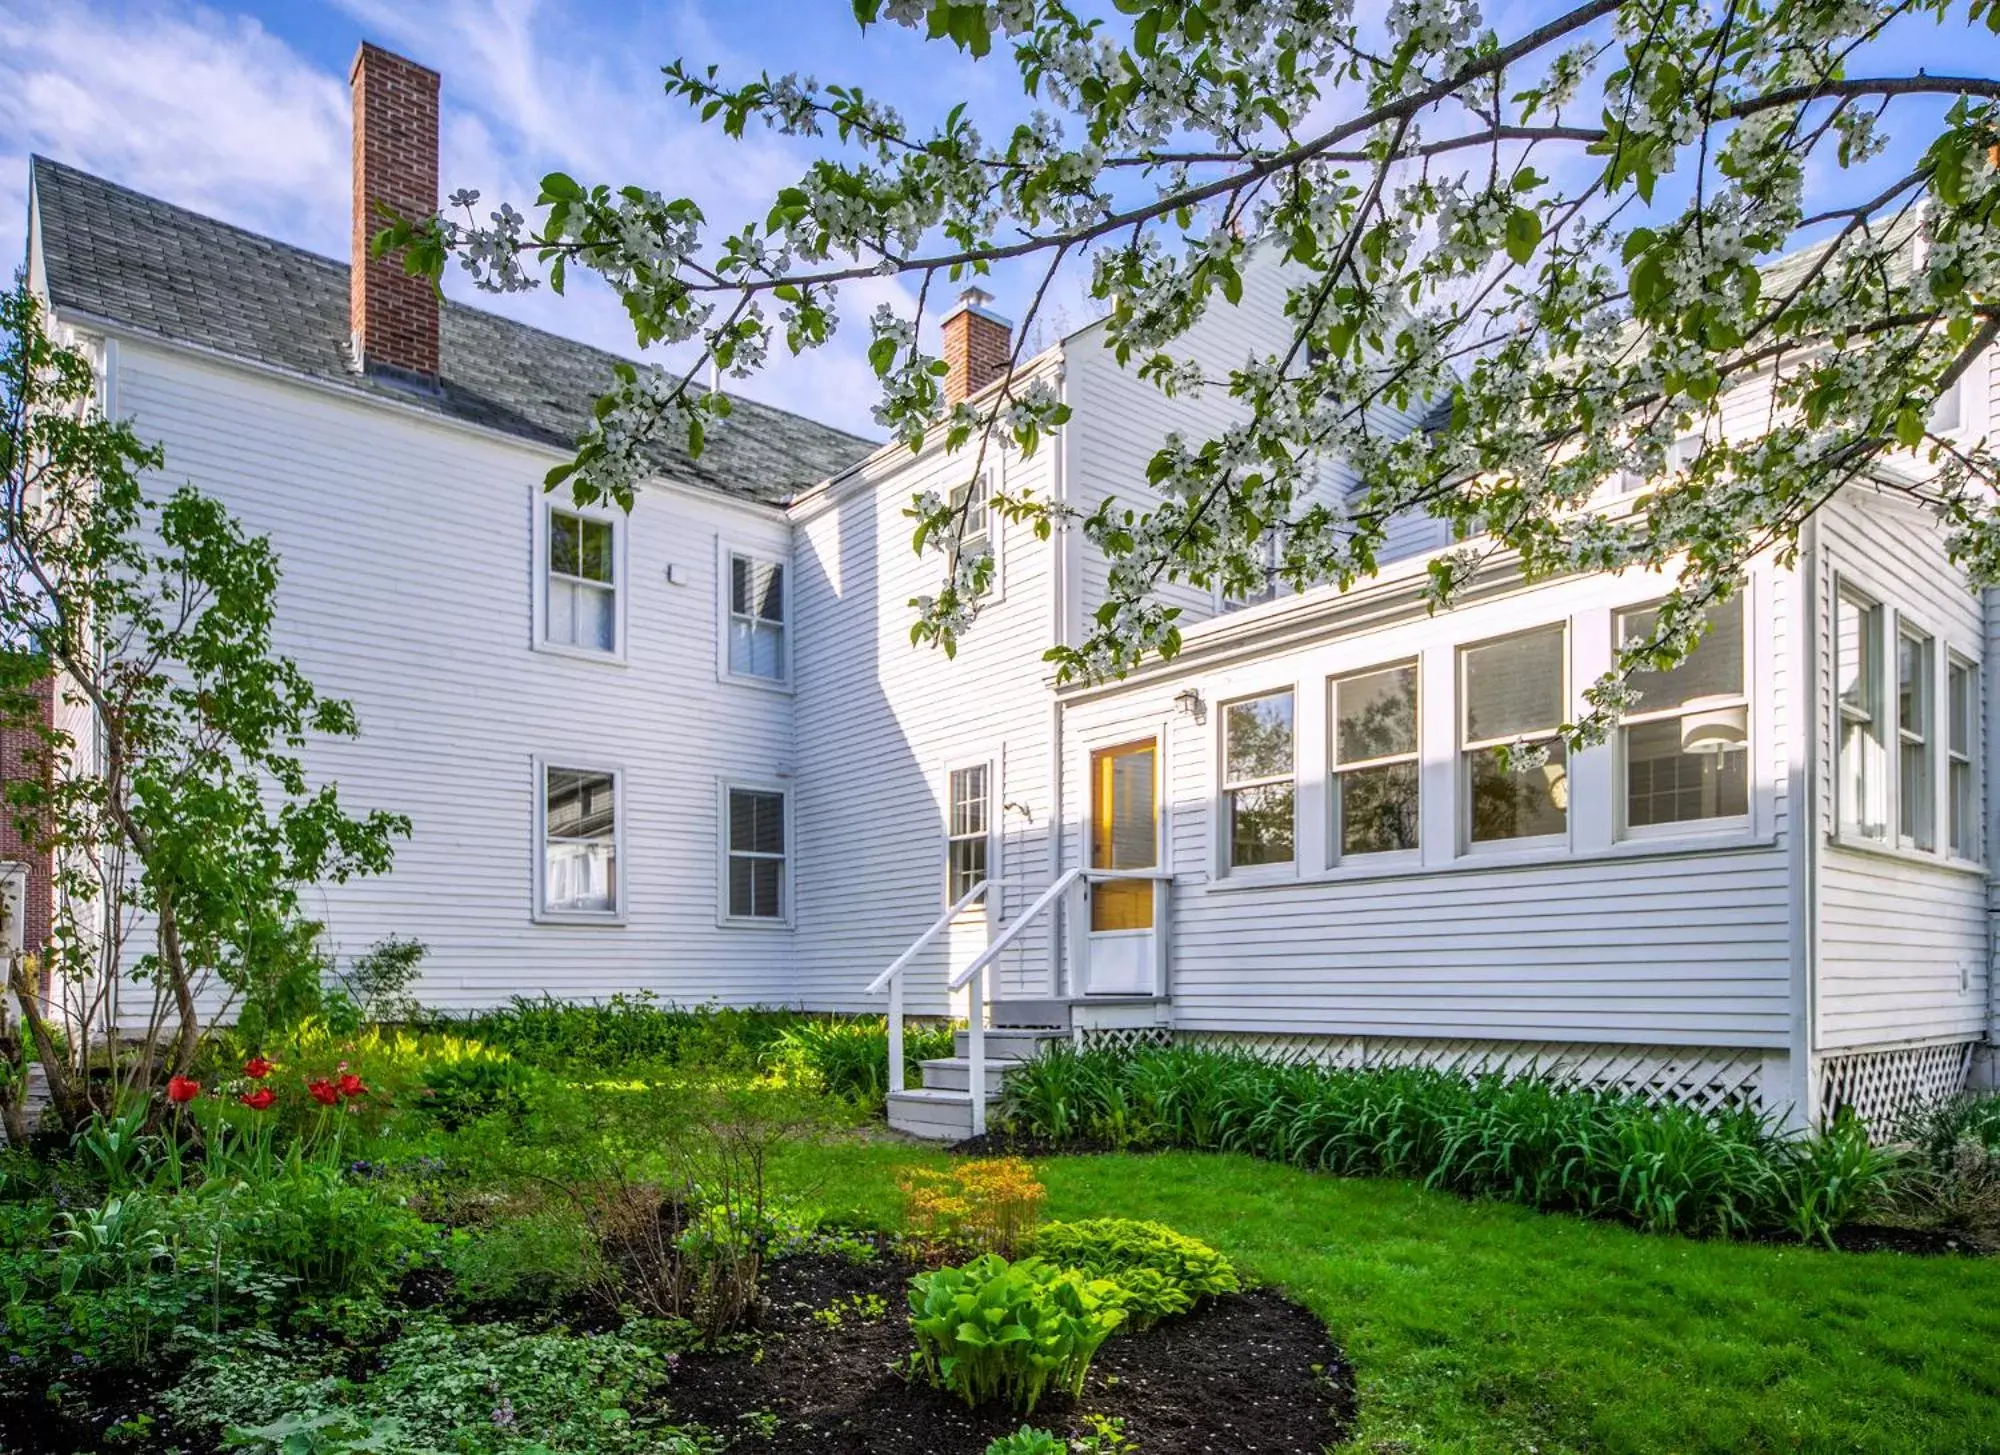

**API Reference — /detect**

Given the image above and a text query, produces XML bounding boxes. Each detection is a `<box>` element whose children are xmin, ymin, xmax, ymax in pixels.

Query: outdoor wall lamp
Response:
<box><xmin>1173</xmin><ymin>687</ymin><xmax>1206</xmax><ymax>723</ymax></box>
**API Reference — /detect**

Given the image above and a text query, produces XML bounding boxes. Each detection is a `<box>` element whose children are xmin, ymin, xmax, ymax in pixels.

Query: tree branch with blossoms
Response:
<box><xmin>378</xmin><ymin>0</ymin><xmax>2000</xmax><ymax>747</ymax></box>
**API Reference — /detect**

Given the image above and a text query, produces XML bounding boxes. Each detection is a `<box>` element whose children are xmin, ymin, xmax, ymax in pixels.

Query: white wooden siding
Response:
<box><xmin>787</xmin><ymin>402</ymin><xmax>1061</xmax><ymax>1013</ymax></box>
<box><xmin>1059</xmin><ymin>558</ymin><xmax>1799</xmax><ymax>1047</ymax></box>
<box><xmin>109</xmin><ymin>336</ymin><xmax>804</xmax><ymax>1012</ymax></box>
<box><xmin>1813</xmin><ymin>485</ymin><xmax>1989</xmax><ymax>1049</ymax></box>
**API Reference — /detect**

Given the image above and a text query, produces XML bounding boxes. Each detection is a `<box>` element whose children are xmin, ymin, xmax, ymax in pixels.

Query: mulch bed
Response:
<box><xmin>668</xmin><ymin>1250</ymin><xmax>1356</xmax><ymax>1454</ymax></box>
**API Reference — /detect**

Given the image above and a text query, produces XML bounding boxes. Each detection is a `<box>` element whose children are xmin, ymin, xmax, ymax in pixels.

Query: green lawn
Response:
<box><xmin>771</xmin><ymin>1138</ymin><xmax>2000</xmax><ymax>1455</ymax></box>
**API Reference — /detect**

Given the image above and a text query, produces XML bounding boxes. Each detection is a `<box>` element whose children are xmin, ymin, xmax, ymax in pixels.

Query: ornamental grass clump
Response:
<box><xmin>1029</xmin><ymin>1218</ymin><xmax>1238</xmax><ymax>1330</ymax></box>
<box><xmin>1001</xmin><ymin>1044</ymin><xmax>1901</xmax><ymax>1243</ymax></box>
<box><xmin>907</xmin><ymin>1254</ymin><xmax>1128</xmax><ymax>1413</ymax></box>
<box><xmin>770</xmin><ymin>1016</ymin><xmax>955</xmax><ymax>1104</ymax></box>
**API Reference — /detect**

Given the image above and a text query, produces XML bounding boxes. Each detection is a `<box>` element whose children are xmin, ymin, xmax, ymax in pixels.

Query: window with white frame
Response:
<box><xmin>545</xmin><ymin>508</ymin><xmax>616</xmax><ymax>653</ymax></box>
<box><xmin>1331</xmin><ymin>662</ymin><xmax>1419</xmax><ymax>855</ymax></box>
<box><xmin>541</xmin><ymin>765</ymin><xmax>619</xmax><ymax>916</ymax></box>
<box><xmin>725</xmin><ymin>786</ymin><xmax>787</xmax><ymax>921</ymax></box>
<box><xmin>1462</xmin><ymin>625</ymin><xmax>1568</xmax><ymax>843</ymax></box>
<box><xmin>1222</xmin><ymin>689</ymin><xmax>1295</xmax><ymax>867</ymax></box>
<box><xmin>1616</xmin><ymin>596</ymin><xmax>1749</xmax><ymax>829</ymax></box>
<box><xmin>1835</xmin><ymin>587</ymin><xmax>1886</xmax><ymax>840</ymax></box>
<box><xmin>1898</xmin><ymin>627</ymin><xmax>1935</xmax><ymax>850</ymax></box>
<box><xmin>1222</xmin><ymin>526</ymin><xmax>1284</xmax><ymax>611</ymax></box>
<box><xmin>949</xmin><ymin>470</ymin><xmax>992</xmax><ymax>560</ymax></box>
<box><xmin>1930</xmin><ymin>374</ymin><xmax>1964</xmax><ymax>435</ymax></box>
<box><xmin>727</xmin><ymin>553</ymin><xmax>787</xmax><ymax>682</ymax></box>
<box><xmin>1949</xmin><ymin>656</ymin><xmax>1978</xmax><ymax>859</ymax></box>
<box><xmin>946</xmin><ymin>763</ymin><xmax>990</xmax><ymax>900</ymax></box>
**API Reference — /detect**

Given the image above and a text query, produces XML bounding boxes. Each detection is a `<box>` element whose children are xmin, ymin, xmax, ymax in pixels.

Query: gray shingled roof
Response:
<box><xmin>28</xmin><ymin>156</ymin><xmax>876</xmax><ymax>504</ymax></box>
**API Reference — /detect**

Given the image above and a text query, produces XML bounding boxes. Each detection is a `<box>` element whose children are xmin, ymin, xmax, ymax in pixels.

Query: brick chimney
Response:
<box><xmin>941</xmin><ymin>286</ymin><xmax>1012</xmax><ymax>406</ymax></box>
<box><xmin>350</xmin><ymin>43</ymin><xmax>440</xmax><ymax>384</ymax></box>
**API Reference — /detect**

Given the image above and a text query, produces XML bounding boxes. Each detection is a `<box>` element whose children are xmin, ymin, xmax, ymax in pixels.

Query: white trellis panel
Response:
<box><xmin>1818</xmin><ymin>1041</ymin><xmax>1975</xmax><ymax>1137</ymax></box>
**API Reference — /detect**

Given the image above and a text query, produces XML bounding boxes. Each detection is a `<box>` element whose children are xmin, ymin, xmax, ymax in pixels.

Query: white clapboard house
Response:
<box><xmin>16</xmin><ymin>45</ymin><xmax>1996</xmax><ymax>1138</ymax></box>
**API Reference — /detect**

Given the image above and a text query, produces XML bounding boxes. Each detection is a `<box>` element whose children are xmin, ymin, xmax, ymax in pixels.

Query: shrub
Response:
<box><xmin>445</xmin><ymin>1206</ymin><xmax>605</xmax><ymax>1308</ymax></box>
<box><xmin>987</xmin><ymin>1430</ymin><xmax>1066</xmax><ymax>1455</ymax></box>
<box><xmin>900</xmin><ymin>1156</ymin><xmax>1045</xmax><ymax>1255</ymax></box>
<box><xmin>770</xmin><ymin>1017</ymin><xmax>955</xmax><ymax>1103</ymax></box>
<box><xmin>908</xmin><ymin>1254</ymin><xmax>1128</xmax><ymax>1413</ymax></box>
<box><xmin>216</xmin><ymin>1158</ymin><xmax>433</xmax><ymax>1300</ymax></box>
<box><xmin>1030</xmin><ymin>1218</ymin><xmax>1238</xmax><ymax>1330</ymax></box>
<box><xmin>439</xmin><ymin>993</ymin><xmax>804</xmax><ymax>1072</ymax></box>
<box><xmin>414</xmin><ymin>1055</ymin><xmax>542</xmax><ymax>1130</ymax></box>
<box><xmin>1001</xmin><ymin>1045</ymin><xmax>1905</xmax><ymax>1242</ymax></box>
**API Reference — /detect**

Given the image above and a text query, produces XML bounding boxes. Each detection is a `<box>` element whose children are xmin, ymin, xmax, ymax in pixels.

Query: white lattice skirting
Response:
<box><xmin>1087</xmin><ymin>1030</ymin><xmax>1771</xmax><ymax>1116</ymax></box>
<box><xmin>1818</xmin><ymin>1041</ymin><xmax>1975</xmax><ymax>1135</ymax></box>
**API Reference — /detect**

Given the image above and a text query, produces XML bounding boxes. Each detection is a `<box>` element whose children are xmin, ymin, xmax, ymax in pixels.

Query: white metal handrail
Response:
<box><xmin>866</xmin><ymin>881</ymin><xmax>990</xmax><ymax>996</ymax></box>
<box><xmin>947</xmin><ymin>868</ymin><xmax>1083</xmax><ymax>992</ymax></box>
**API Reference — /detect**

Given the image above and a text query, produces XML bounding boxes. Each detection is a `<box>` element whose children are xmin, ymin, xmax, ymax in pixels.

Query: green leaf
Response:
<box><xmin>1504</xmin><ymin>207</ymin><xmax>1542</xmax><ymax>266</ymax></box>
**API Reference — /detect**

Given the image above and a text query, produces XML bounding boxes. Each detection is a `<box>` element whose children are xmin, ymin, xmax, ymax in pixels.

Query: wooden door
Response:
<box><xmin>1090</xmin><ymin>739</ymin><xmax>1157</xmax><ymax>932</ymax></box>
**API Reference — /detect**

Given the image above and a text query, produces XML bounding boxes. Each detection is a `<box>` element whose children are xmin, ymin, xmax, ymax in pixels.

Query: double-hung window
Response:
<box><xmin>540</xmin><ymin>765</ymin><xmax>619</xmax><ymax>918</ymax></box>
<box><xmin>1616</xmin><ymin>596</ymin><xmax>1749</xmax><ymax>830</ymax></box>
<box><xmin>1462</xmin><ymin>625</ymin><xmax>1568</xmax><ymax>844</ymax></box>
<box><xmin>1898</xmin><ymin>628</ymin><xmax>1936</xmax><ymax>850</ymax></box>
<box><xmin>727</xmin><ymin>553</ymin><xmax>787</xmax><ymax>682</ymax></box>
<box><xmin>1331</xmin><ymin>662</ymin><xmax>1419</xmax><ymax>856</ymax></box>
<box><xmin>946</xmin><ymin>764</ymin><xmax>990</xmax><ymax>901</ymax></box>
<box><xmin>724</xmin><ymin>786</ymin><xmax>787</xmax><ymax>922</ymax></box>
<box><xmin>1836</xmin><ymin>587</ymin><xmax>1886</xmax><ymax>839</ymax></box>
<box><xmin>1949</xmin><ymin>657</ymin><xmax>1978</xmax><ymax>858</ymax></box>
<box><xmin>1222</xmin><ymin>690</ymin><xmax>1295</xmax><ymax>867</ymax></box>
<box><xmin>545</xmin><ymin>508</ymin><xmax>617</xmax><ymax>653</ymax></box>
<box><xmin>949</xmin><ymin>471</ymin><xmax>992</xmax><ymax>559</ymax></box>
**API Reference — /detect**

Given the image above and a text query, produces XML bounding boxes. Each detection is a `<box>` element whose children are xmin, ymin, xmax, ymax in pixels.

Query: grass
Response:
<box><xmin>769</xmin><ymin>1138</ymin><xmax>2000</xmax><ymax>1455</ymax></box>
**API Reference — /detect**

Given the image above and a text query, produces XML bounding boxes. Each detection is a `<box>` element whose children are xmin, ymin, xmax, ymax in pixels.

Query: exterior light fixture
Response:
<box><xmin>1173</xmin><ymin>687</ymin><xmax>1206</xmax><ymax>723</ymax></box>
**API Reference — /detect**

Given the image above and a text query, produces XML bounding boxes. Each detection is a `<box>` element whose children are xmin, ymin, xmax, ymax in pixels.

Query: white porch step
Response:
<box><xmin>886</xmin><ymin>1087</ymin><xmax>978</xmax><ymax>1141</ymax></box>
<box><xmin>919</xmin><ymin>1055</ymin><xmax>1011</xmax><ymax>1096</ymax></box>
<box><xmin>952</xmin><ymin>1027</ymin><xmax>1067</xmax><ymax>1061</ymax></box>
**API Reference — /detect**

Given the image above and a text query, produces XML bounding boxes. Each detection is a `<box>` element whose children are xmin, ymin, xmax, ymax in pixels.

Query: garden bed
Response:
<box><xmin>670</xmin><ymin>1250</ymin><xmax>1355</xmax><ymax>1454</ymax></box>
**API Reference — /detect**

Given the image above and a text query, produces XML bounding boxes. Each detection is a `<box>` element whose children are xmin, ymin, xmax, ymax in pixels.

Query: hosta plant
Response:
<box><xmin>1030</xmin><ymin>1218</ymin><xmax>1238</xmax><ymax>1330</ymax></box>
<box><xmin>907</xmin><ymin>1254</ymin><xmax>1128</xmax><ymax>1413</ymax></box>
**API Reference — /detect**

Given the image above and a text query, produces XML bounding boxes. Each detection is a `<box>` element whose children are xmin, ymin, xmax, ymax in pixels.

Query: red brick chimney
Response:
<box><xmin>941</xmin><ymin>287</ymin><xmax>1012</xmax><ymax>406</ymax></box>
<box><xmin>350</xmin><ymin>43</ymin><xmax>440</xmax><ymax>383</ymax></box>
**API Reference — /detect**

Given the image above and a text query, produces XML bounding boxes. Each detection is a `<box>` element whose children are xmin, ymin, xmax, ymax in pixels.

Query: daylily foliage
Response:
<box><xmin>381</xmin><ymin>0</ymin><xmax>2000</xmax><ymax>746</ymax></box>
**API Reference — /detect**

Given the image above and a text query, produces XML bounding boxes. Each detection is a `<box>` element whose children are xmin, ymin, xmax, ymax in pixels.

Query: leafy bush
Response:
<box><xmin>415</xmin><ymin>1056</ymin><xmax>543</xmax><ymax>1131</ymax></box>
<box><xmin>1002</xmin><ymin>1045</ymin><xmax>1903</xmax><ymax>1242</ymax></box>
<box><xmin>1030</xmin><ymin>1218</ymin><xmax>1237</xmax><ymax>1330</ymax></box>
<box><xmin>986</xmin><ymin>1430</ymin><xmax>1066</xmax><ymax>1455</ymax></box>
<box><xmin>202</xmin><ymin>1158</ymin><xmax>432</xmax><ymax>1301</ymax></box>
<box><xmin>901</xmin><ymin>1157</ymin><xmax>1045</xmax><ymax>1255</ymax></box>
<box><xmin>445</xmin><ymin>1206</ymin><xmax>605</xmax><ymax>1308</ymax></box>
<box><xmin>769</xmin><ymin>1016</ymin><xmax>955</xmax><ymax>1103</ymax></box>
<box><xmin>438</xmin><ymin>993</ymin><xmax>805</xmax><ymax>1072</ymax></box>
<box><xmin>907</xmin><ymin>1253</ymin><xmax>1128</xmax><ymax>1413</ymax></box>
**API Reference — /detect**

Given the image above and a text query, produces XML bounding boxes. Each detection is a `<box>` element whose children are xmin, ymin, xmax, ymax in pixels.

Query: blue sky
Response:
<box><xmin>2</xmin><ymin>2</ymin><xmax>1986</xmax><ymax>437</ymax></box>
<box><xmin>0</xmin><ymin>0</ymin><xmax>1060</xmax><ymax>436</ymax></box>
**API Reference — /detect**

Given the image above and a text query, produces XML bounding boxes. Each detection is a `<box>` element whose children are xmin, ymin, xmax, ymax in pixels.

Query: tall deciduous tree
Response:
<box><xmin>0</xmin><ymin>287</ymin><xmax>408</xmax><ymax>1129</ymax></box>
<box><xmin>386</xmin><ymin>0</ymin><xmax>1999</xmax><ymax>744</ymax></box>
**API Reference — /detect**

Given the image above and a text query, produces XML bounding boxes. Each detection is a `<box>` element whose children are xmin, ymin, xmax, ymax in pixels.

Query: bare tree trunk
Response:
<box><xmin>9</xmin><ymin>954</ymin><xmax>82</xmax><ymax>1130</ymax></box>
<box><xmin>0</xmin><ymin>984</ymin><xmax>29</xmax><ymax>1146</ymax></box>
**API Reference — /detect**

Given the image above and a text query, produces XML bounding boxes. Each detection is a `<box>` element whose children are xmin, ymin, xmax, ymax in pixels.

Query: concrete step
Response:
<box><xmin>953</xmin><ymin>1027</ymin><xmax>1066</xmax><ymax>1061</ymax></box>
<box><xmin>919</xmin><ymin>1056</ymin><xmax>1010</xmax><ymax>1096</ymax></box>
<box><xmin>887</xmin><ymin>1087</ymin><xmax>977</xmax><ymax>1141</ymax></box>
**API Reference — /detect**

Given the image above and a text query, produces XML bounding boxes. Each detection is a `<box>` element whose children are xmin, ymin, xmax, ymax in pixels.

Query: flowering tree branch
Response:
<box><xmin>378</xmin><ymin>0</ymin><xmax>2000</xmax><ymax>744</ymax></box>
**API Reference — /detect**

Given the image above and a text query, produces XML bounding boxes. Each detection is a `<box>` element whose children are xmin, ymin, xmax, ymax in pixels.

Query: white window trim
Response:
<box><xmin>1895</xmin><ymin>620</ymin><xmax>1937</xmax><ymax>853</ymax></box>
<box><xmin>531</xmin><ymin>757</ymin><xmax>626</xmax><ymax>926</ymax></box>
<box><xmin>532</xmin><ymin>498</ymin><xmax>628</xmax><ymax>665</ymax></box>
<box><xmin>942</xmin><ymin>757</ymin><xmax>999</xmax><ymax>910</ymax></box>
<box><xmin>1614</xmin><ymin>595</ymin><xmax>1753</xmax><ymax>842</ymax></box>
<box><xmin>1216</xmin><ymin>686</ymin><xmax>1299</xmax><ymax>880</ymax></box>
<box><xmin>1328</xmin><ymin>660</ymin><xmax>1422</xmax><ymax>868</ymax></box>
<box><xmin>715</xmin><ymin>539</ymin><xmax>793</xmax><ymax>692</ymax></box>
<box><xmin>1946</xmin><ymin>651</ymin><xmax>1980</xmax><ymax>865</ymax></box>
<box><xmin>1458</xmin><ymin>623</ymin><xmax>1571</xmax><ymax>857</ymax></box>
<box><xmin>1833</xmin><ymin>577</ymin><xmax>1887</xmax><ymax>843</ymax></box>
<box><xmin>717</xmin><ymin>777</ymin><xmax>794</xmax><ymax>928</ymax></box>
<box><xmin>949</xmin><ymin>465</ymin><xmax>1006</xmax><ymax>605</ymax></box>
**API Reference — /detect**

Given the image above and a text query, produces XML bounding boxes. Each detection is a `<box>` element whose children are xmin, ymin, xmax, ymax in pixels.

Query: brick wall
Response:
<box><xmin>0</xmin><ymin>677</ymin><xmax>53</xmax><ymax>956</ymax></box>
<box><xmin>942</xmin><ymin>290</ymin><xmax>1013</xmax><ymax>405</ymax></box>
<box><xmin>350</xmin><ymin>43</ymin><xmax>441</xmax><ymax>382</ymax></box>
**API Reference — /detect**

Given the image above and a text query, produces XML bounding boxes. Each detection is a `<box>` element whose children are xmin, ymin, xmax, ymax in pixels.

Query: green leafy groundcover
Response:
<box><xmin>1000</xmin><ymin>1044</ymin><xmax>1899</xmax><ymax>1242</ymax></box>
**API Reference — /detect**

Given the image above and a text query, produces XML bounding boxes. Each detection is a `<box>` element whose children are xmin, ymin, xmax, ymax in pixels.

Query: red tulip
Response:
<box><xmin>336</xmin><ymin>1073</ymin><xmax>366</xmax><ymax>1100</ymax></box>
<box><xmin>166</xmin><ymin>1076</ymin><xmax>200</xmax><ymax>1104</ymax></box>
<box><xmin>306</xmin><ymin>1078</ymin><xmax>339</xmax><ymax>1106</ymax></box>
<box><xmin>243</xmin><ymin>1056</ymin><xmax>273</xmax><ymax>1080</ymax></box>
<box><xmin>240</xmin><ymin>1086</ymin><xmax>276</xmax><ymax>1111</ymax></box>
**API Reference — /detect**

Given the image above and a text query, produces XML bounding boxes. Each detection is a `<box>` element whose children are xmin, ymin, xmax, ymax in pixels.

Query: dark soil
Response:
<box><xmin>1766</xmin><ymin>1222</ymin><xmax>1995</xmax><ymax>1256</ymax></box>
<box><xmin>668</xmin><ymin>1251</ymin><xmax>1356</xmax><ymax>1454</ymax></box>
